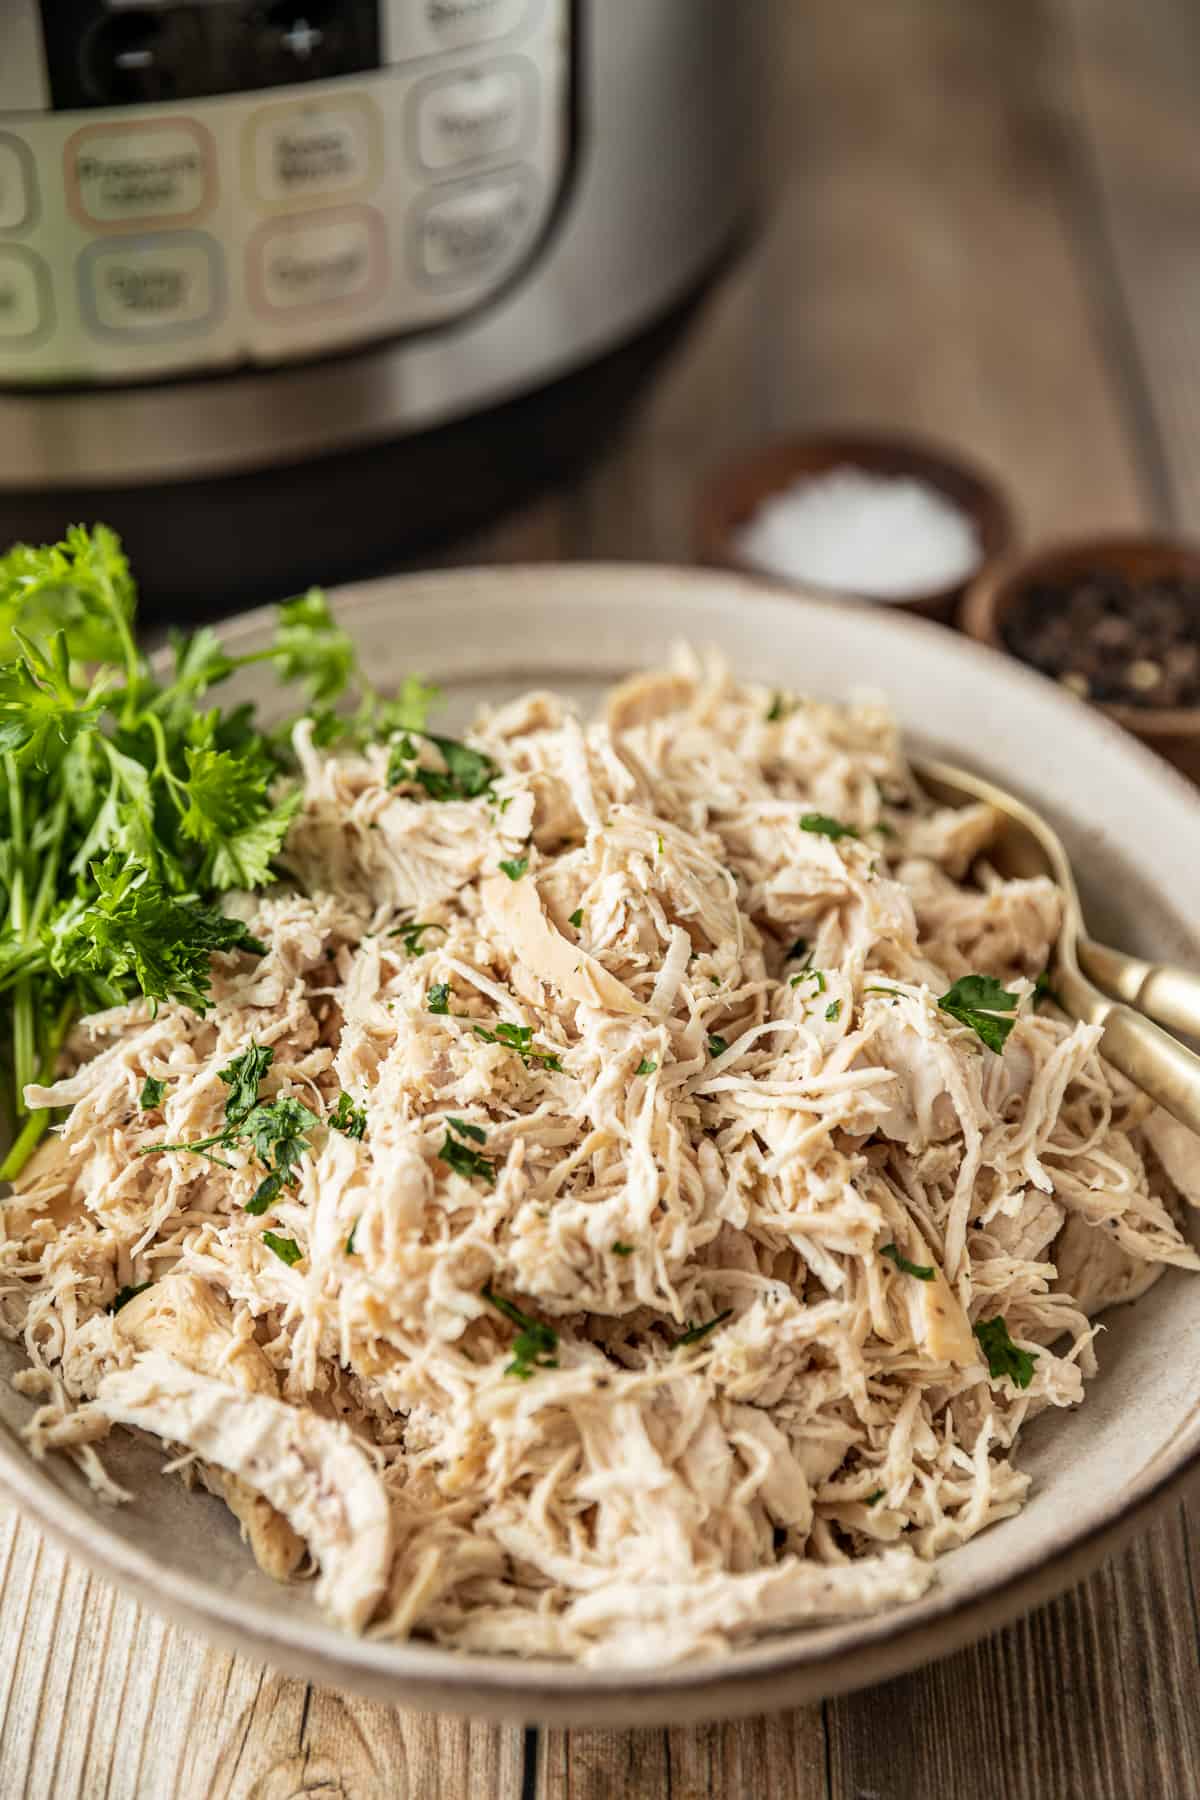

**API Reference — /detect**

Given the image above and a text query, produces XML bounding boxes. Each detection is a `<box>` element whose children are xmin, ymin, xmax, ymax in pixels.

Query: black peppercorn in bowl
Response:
<box><xmin>961</xmin><ymin>536</ymin><xmax>1200</xmax><ymax>783</ymax></box>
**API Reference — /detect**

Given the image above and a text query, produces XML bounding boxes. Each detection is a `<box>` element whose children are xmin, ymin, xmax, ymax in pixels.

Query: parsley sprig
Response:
<box><xmin>938</xmin><ymin>974</ymin><xmax>1019</xmax><ymax>1053</ymax></box>
<box><xmin>140</xmin><ymin>1042</ymin><xmax>320</xmax><ymax>1216</ymax></box>
<box><xmin>482</xmin><ymin>1285</ymin><xmax>559</xmax><ymax>1379</ymax></box>
<box><xmin>0</xmin><ymin>526</ymin><xmax>437</xmax><ymax>1180</ymax></box>
<box><xmin>974</xmin><ymin>1315</ymin><xmax>1038</xmax><ymax>1388</ymax></box>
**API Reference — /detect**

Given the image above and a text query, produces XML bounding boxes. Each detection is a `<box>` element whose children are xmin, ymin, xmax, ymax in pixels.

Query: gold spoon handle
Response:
<box><xmin>1060</xmin><ymin>967</ymin><xmax>1200</xmax><ymax>1135</ymax></box>
<box><xmin>1078</xmin><ymin>937</ymin><xmax>1200</xmax><ymax>1040</ymax></box>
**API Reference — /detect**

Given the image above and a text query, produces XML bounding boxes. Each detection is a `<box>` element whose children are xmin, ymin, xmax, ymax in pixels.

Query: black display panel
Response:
<box><xmin>39</xmin><ymin>3</ymin><xmax>381</xmax><ymax>108</ymax></box>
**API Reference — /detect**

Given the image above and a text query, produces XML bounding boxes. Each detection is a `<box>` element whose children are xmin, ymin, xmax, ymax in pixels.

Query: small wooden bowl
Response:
<box><xmin>694</xmin><ymin>432</ymin><xmax>1015</xmax><ymax>623</ymax></box>
<box><xmin>961</xmin><ymin>534</ymin><xmax>1200</xmax><ymax>784</ymax></box>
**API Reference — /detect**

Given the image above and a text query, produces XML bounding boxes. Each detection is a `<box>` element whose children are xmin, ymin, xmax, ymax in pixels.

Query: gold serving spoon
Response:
<box><xmin>913</xmin><ymin>757</ymin><xmax>1200</xmax><ymax>1136</ymax></box>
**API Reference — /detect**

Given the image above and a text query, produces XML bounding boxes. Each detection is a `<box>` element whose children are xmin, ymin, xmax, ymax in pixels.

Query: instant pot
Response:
<box><xmin>0</xmin><ymin>2</ymin><xmax>758</xmax><ymax>610</ymax></box>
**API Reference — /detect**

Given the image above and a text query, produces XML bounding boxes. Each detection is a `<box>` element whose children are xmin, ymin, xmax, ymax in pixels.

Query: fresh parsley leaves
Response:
<box><xmin>675</xmin><ymin>1309</ymin><xmax>734</xmax><ymax>1349</ymax></box>
<box><xmin>800</xmin><ymin>813</ymin><xmax>858</xmax><ymax>841</ymax></box>
<box><xmin>938</xmin><ymin>974</ymin><xmax>1019</xmax><ymax>1053</ymax></box>
<box><xmin>974</xmin><ymin>1315</ymin><xmax>1038</xmax><ymax>1388</ymax></box>
<box><xmin>635</xmin><ymin>1057</ymin><xmax>657</xmax><ymax>1076</ymax></box>
<box><xmin>707</xmin><ymin>1034</ymin><xmax>728</xmax><ymax>1058</ymax></box>
<box><xmin>387</xmin><ymin>730</ymin><xmax>499</xmax><ymax>802</ymax></box>
<box><xmin>262</xmin><ymin>1231</ymin><xmax>303</xmax><ymax>1267</ymax></box>
<box><xmin>439</xmin><ymin>1118</ymin><xmax>496</xmax><ymax>1185</ymax></box>
<box><xmin>330</xmin><ymin>1091</ymin><xmax>367</xmax><ymax>1140</ymax></box>
<box><xmin>0</xmin><ymin>525</ymin><xmax>443</xmax><ymax>1181</ymax></box>
<box><xmin>482</xmin><ymin>1286</ymin><xmax>559</xmax><ymax>1379</ymax></box>
<box><xmin>473</xmin><ymin>1020</ymin><xmax>562</xmax><ymax>1070</ymax></box>
<box><xmin>427</xmin><ymin>982</ymin><xmax>451</xmax><ymax>1014</ymax></box>
<box><xmin>390</xmin><ymin>919</ymin><xmax>444</xmax><ymax>957</ymax></box>
<box><xmin>825</xmin><ymin>999</ymin><xmax>842</xmax><ymax>1022</ymax></box>
<box><xmin>139</xmin><ymin>1074</ymin><xmax>167</xmax><ymax>1111</ymax></box>
<box><xmin>345</xmin><ymin>1218</ymin><xmax>359</xmax><ymax>1256</ymax></box>
<box><xmin>498</xmin><ymin>856</ymin><xmax>529</xmax><ymax>881</ymax></box>
<box><xmin>142</xmin><ymin>1042</ymin><xmax>320</xmax><ymax>1220</ymax></box>
<box><xmin>612</xmin><ymin>1241</ymin><xmax>635</xmax><ymax>1256</ymax></box>
<box><xmin>109</xmin><ymin>1280</ymin><xmax>152</xmax><ymax>1314</ymax></box>
<box><xmin>881</xmin><ymin>1242</ymin><xmax>935</xmax><ymax>1281</ymax></box>
<box><xmin>568</xmin><ymin>908</ymin><xmax>583</xmax><ymax>929</ymax></box>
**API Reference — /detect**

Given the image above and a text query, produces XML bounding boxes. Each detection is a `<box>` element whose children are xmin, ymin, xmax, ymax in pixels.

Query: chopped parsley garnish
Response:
<box><xmin>386</xmin><ymin>730</ymin><xmax>498</xmax><ymax>802</ymax></box>
<box><xmin>675</xmin><ymin>1308</ymin><xmax>734</xmax><ymax>1349</ymax></box>
<box><xmin>765</xmin><ymin>693</ymin><xmax>788</xmax><ymax>722</ymax></box>
<box><xmin>498</xmin><ymin>856</ymin><xmax>528</xmax><ymax>881</ymax></box>
<box><xmin>447</xmin><ymin>1115</ymin><xmax>486</xmax><ymax>1143</ymax></box>
<box><xmin>1034</xmin><ymin>968</ymin><xmax>1064</xmax><ymax>1010</ymax></box>
<box><xmin>873</xmin><ymin>820</ymin><xmax>897</xmax><ymax>838</ymax></box>
<box><xmin>427</xmin><ymin>982</ymin><xmax>452</xmax><ymax>1015</ymax></box>
<box><xmin>482</xmin><ymin>1285</ymin><xmax>558</xmax><ymax>1379</ymax></box>
<box><xmin>262</xmin><ymin>1231</ymin><xmax>303</xmax><ymax>1267</ymax></box>
<box><xmin>787</xmin><ymin>938</ymin><xmax>808</xmax><ymax>961</ymax></box>
<box><xmin>865</xmin><ymin>1489</ymin><xmax>885</xmax><ymax>1507</ymax></box>
<box><xmin>612</xmin><ymin>1241</ymin><xmax>635</xmax><ymax>1256</ymax></box>
<box><xmin>825</xmin><ymin>999</ymin><xmax>842</xmax><ymax>1022</ymax></box>
<box><xmin>938</xmin><ymin>974</ymin><xmax>1019</xmax><ymax>1053</ymax></box>
<box><xmin>330</xmin><ymin>1091</ymin><xmax>367</xmax><ymax>1140</ymax></box>
<box><xmin>473</xmin><ymin>1021</ymin><xmax>562</xmax><ymax>1070</ymax></box>
<box><xmin>568</xmin><ymin>908</ymin><xmax>583</xmax><ymax>929</ymax></box>
<box><xmin>138</xmin><ymin>1074</ymin><xmax>167</xmax><ymax>1111</ymax></box>
<box><xmin>707</xmin><ymin>1034</ymin><xmax>728</xmax><ymax>1058</ymax></box>
<box><xmin>390</xmin><ymin>919</ymin><xmax>444</xmax><ymax>957</ymax></box>
<box><xmin>790</xmin><ymin>967</ymin><xmax>825</xmax><ymax>993</ymax></box>
<box><xmin>635</xmin><ymin>1057</ymin><xmax>657</xmax><ymax>1076</ymax></box>
<box><xmin>974</xmin><ymin>1315</ymin><xmax>1038</xmax><ymax>1388</ymax></box>
<box><xmin>142</xmin><ymin>1042</ymin><xmax>319</xmax><ymax>1219</ymax></box>
<box><xmin>439</xmin><ymin>1126</ymin><xmax>495</xmax><ymax>1185</ymax></box>
<box><xmin>881</xmin><ymin>1242</ymin><xmax>935</xmax><ymax>1281</ymax></box>
<box><xmin>109</xmin><ymin>1280</ymin><xmax>152</xmax><ymax>1314</ymax></box>
<box><xmin>800</xmin><ymin>813</ymin><xmax>858</xmax><ymax>841</ymax></box>
<box><xmin>864</xmin><ymin>984</ymin><xmax>902</xmax><ymax>998</ymax></box>
<box><xmin>656</xmin><ymin>832</ymin><xmax>664</xmax><ymax>855</ymax></box>
<box><xmin>345</xmin><ymin>1218</ymin><xmax>359</xmax><ymax>1256</ymax></box>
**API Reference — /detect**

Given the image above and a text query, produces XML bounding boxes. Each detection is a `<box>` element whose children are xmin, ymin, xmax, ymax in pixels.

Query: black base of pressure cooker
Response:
<box><xmin>0</xmin><ymin>276</ymin><xmax>718</xmax><ymax>620</ymax></box>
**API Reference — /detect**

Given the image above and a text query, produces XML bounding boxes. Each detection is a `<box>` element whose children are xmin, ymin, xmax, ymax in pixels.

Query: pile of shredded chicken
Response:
<box><xmin>4</xmin><ymin>649</ymin><xmax>1199</xmax><ymax>1668</ymax></box>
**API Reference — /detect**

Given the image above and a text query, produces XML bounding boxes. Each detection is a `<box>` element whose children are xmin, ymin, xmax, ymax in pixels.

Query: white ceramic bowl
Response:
<box><xmin>2</xmin><ymin>564</ymin><xmax>1199</xmax><ymax>1726</ymax></box>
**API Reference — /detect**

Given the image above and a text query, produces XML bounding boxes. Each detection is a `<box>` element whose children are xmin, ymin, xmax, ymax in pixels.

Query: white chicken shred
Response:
<box><xmin>2</xmin><ymin>646</ymin><xmax>1197</xmax><ymax>1668</ymax></box>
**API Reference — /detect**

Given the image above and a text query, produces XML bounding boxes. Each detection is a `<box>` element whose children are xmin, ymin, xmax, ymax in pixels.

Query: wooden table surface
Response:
<box><xmin>6</xmin><ymin>1</ymin><xmax>1200</xmax><ymax>1794</ymax></box>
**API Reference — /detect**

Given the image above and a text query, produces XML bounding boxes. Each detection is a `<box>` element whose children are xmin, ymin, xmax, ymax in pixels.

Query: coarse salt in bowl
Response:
<box><xmin>735</xmin><ymin>466</ymin><xmax>982</xmax><ymax>599</ymax></box>
<box><xmin>695</xmin><ymin>433</ymin><xmax>1015</xmax><ymax>623</ymax></box>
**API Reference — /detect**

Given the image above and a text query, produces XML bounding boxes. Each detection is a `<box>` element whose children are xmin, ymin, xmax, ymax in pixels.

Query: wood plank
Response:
<box><xmin>539</xmin><ymin>1711</ymin><xmax>827</xmax><ymax>1800</ymax></box>
<box><xmin>826</xmin><ymin>1506</ymin><xmax>1200</xmax><ymax>1800</ymax></box>
<box><xmin>0</xmin><ymin>1501</ymin><xmax>527</xmax><ymax>1800</ymax></box>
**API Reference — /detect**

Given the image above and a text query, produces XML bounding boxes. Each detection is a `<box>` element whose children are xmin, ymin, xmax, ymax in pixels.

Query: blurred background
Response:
<box><xmin>1</xmin><ymin>0</ymin><xmax>1188</xmax><ymax>615</ymax></box>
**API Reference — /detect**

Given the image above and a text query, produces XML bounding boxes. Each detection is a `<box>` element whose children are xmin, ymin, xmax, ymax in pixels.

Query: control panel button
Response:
<box><xmin>66</xmin><ymin>121</ymin><xmax>215</xmax><ymax>229</ymax></box>
<box><xmin>250</xmin><ymin>207</ymin><xmax>387</xmax><ymax>316</ymax></box>
<box><xmin>383</xmin><ymin>0</ymin><xmax>529</xmax><ymax>61</ymax></box>
<box><xmin>413</xmin><ymin>172</ymin><xmax>534</xmax><ymax>283</ymax></box>
<box><xmin>79</xmin><ymin>234</ymin><xmax>222</xmax><ymax>339</ymax></box>
<box><xmin>0</xmin><ymin>248</ymin><xmax>50</xmax><ymax>343</ymax></box>
<box><xmin>0</xmin><ymin>136</ymin><xmax>35</xmax><ymax>233</ymax></box>
<box><xmin>247</xmin><ymin>96</ymin><xmax>380</xmax><ymax>208</ymax></box>
<box><xmin>413</xmin><ymin>63</ymin><xmax>530</xmax><ymax>171</ymax></box>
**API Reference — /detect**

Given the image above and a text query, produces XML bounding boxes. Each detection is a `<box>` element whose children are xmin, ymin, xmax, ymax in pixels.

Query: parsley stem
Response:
<box><xmin>141</xmin><ymin>713</ymin><xmax>188</xmax><ymax>810</ymax></box>
<box><xmin>5</xmin><ymin>753</ymin><xmax>34</xmax><ymax>1115</ymax></box>
<box><xmin>0</xmin><ymin>994</ymin><xmax>75</xmax><ymax>1180</ymax></box>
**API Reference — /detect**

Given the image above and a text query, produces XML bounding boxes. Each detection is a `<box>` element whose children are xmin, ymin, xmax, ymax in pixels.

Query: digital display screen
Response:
<box><xmin>39</xmin><ymin>3</ymin><xmax>382</xmax><ymax>109</ymax></box>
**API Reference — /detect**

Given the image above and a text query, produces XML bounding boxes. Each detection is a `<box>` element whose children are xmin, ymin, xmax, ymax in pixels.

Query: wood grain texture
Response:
<box><xmin>3</xmin><ymin>0</ymin><xmax>1200</xmax><ymax>1794</ymax></box>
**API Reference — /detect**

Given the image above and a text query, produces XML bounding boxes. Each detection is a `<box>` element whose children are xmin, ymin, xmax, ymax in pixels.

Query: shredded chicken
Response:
<box><xmin>2</xmin><ymin>647</ymin><xmax>1197</xmax><ymax>1668</ymax></box>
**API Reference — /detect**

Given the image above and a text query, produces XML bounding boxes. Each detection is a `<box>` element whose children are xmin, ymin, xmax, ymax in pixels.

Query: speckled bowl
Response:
<box><xmin>0</xmin><ymin>564</ymin><xmax>1198</xmax><ymax>1726</ymax></box>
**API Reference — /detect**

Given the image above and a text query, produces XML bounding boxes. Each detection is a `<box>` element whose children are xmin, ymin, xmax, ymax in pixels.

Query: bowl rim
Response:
<box><xmin>961</xmin><ymin>530</ymin><xmax>1200</xmax><ymax>735</ymax></box>
<box><xmin>3</xmin><ymin>557</ymin><xmax>1200</xmax><ymax>1723</ymax></box>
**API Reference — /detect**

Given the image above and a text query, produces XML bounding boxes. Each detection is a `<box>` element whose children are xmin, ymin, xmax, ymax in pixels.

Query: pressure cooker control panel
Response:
<box><xmin>0</xmin><ymin>1</ymin><xmax>571</xmax><ymax>386</ymax></box>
